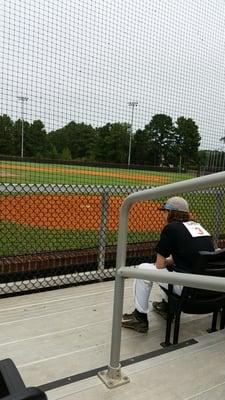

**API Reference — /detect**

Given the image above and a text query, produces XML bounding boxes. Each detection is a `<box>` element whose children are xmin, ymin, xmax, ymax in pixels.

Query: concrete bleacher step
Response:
<box><xmin>47</xmin><ymin>329</ymin><xmax>225</xmax><ymax>400</ymax></box>
<box><xmin>0</xmin><ymin>279</ymin><xmax>225</xmax><ymax>400</ymax></box>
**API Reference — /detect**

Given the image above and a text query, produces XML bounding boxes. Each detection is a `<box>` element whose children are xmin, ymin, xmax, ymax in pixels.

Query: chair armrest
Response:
<box><xmin>0</xmin><ymin>359</ymin><xmax>47</xmax><ymax>400</ymax></box>
<box><xmin>167</xmin><ymin>265</ymin><xmax>186</xmax><ymax>273</ymax></box>
<box><xmin>2</xmin><ymin>388</ymin><xmax>47</xmax><ymax>400</ymax></box>
<box><xmin>0</xmin><ymin>359</ymin><xmax>25</xmax><ymax>396</ymax></box>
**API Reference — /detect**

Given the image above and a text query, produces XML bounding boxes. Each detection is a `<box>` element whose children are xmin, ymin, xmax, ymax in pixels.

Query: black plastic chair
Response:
<box><xmin>161</xmin><ymin>248</ymin><xmax>225</xmax><ymax>347</ymax></box>
<box><xmin>0</xmin><ymin>358</ymin><xmax>47</xmax><ymax>400</ymax></box>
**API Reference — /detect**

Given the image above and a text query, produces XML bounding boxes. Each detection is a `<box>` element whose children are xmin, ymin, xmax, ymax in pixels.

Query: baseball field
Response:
<box><xmin>0</xmin><ymin>160</ymin><xmax>195</xmax><ymax>185</ymax></box>
<box><xmin>1</xmin><ymin>161</ymin><xmax>219</xmax><ymax>257</ymax></box>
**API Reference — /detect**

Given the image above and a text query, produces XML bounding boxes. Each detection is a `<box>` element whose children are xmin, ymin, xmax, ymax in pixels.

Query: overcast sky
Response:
<box><xmin>1</xmin><ymin>0</ymin><xmax>225</xmax><ymax>150</ymax></box>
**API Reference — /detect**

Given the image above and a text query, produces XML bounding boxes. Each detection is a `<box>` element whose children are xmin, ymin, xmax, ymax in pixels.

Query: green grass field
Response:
<box><xmin>0</xmin><ymin>221</ymin><xmax>160</xmax><ymax>256</ymax></box>
<box><xmin>0</xmin><ymin>160</ymin><xmax>196</xmax><ymax>186</ymax></box>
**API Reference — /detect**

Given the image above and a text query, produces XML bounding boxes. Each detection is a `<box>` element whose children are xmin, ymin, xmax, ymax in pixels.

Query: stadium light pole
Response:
<box><xmin>127</xmin><ymin>101</ymin><xmax>138</xmax><ymax>166</ymax></box>
<box><xmin>17</xmin><ymin>96</ymin><xmax>29</xmax><ymax>158</ymax></box>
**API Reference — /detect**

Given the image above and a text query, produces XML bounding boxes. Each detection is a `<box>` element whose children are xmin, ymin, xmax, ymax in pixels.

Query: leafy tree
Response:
<box><xmin>132</xmin><ymin>128</ymin><xmax>157</xmax><ymax>165</ymax></box>
<box><xmin>0</xmin><ymin>114</ymin><xmax>15</xmax><ymax>155</ymax></box>
<box><xmin>136</xmin><ymin>114</ymin><xmax>175</xmax><ymax>166</ymax></box>
<box><xmin>69</xmin><ymin>122</ymin><xmax>96</xmax><ymax>159</ymax></box>
<box><xmin>48</xmin><ymin>127</ymin><xmax>68</xmax><ymax>154</ymax></box>
<box><xmin>0</xmin><ymin>113</ymin><xmax>201</xmax><ymax>168</ymax></box>
<box><xmin>49</xmin><ymin>122</ymin><xmax>96</xmax><ymax>160</ymax></box>
<box><xmin>61</xmin><ymin>147</ymin><xmax>72</xmax><ymax>160</ymax></box>
<box><xmin>48</xmin><ymin>144</ymin><xmax>59</xmax><ymax>160</ymax></box>
<box><xmin>175</xmin><ymin>117</ymin><xmax>201</xmax><ymax>169</ymax></box>
<box><xmin>94</xmin><ymin>122</ymin><xmax>130</xmax><ymax>163</ymax></box>
<box><xmin>25</xmin><ymin>120</ymin><xmax>48</xmax><ymax>157</ymax></box>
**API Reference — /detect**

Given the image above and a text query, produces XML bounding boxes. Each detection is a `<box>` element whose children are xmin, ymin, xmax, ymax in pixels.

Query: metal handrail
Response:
<box><xmin>98</xmin><ymin>170</ymin><xmax>225</xmax><ymax>388</ymax></box>
<box><xmin>117</xmin><ymin>266</ymin><xmax>225</xmax><ymax>292</ymax></box>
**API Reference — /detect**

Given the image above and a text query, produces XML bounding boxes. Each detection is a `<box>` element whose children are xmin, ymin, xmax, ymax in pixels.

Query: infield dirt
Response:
<box><xmin>1</xmin><ymin>194</ymin><xmax>164</xmax><ymax>232</ymax></box>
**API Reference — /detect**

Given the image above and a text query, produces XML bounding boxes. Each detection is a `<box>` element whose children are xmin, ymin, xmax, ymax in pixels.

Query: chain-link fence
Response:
<box><xmin>1</xmin><ymin>178</ymin><xmax>225</xmax><ymax>295</ymax></box>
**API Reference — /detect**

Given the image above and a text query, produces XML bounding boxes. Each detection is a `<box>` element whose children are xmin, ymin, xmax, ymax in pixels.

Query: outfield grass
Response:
<box><xmin>0</xmin><ymin>160</ymin><xmax>196</xmax><ymax>186</ymax></box>
<box><xmin>0</xmin><ymin>221</ymin><xmax>160</xmax><ymax>256</ymax></box>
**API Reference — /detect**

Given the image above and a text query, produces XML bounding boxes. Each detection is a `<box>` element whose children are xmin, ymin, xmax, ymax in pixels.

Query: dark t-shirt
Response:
<box><xmin>155</xmin><ymin>220</ymin><xmax>214</xmax><ymax>272</ymax></box>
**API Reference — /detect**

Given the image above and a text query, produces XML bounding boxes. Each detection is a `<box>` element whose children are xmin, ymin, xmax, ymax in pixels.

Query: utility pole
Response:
<box><xmin>127</xmin><ymin>101</ymin><xmax>138</xmax><ymax>166</ymax></box>
<box><xmin>17</xmin><ymin>96</ymin><xmax>29</xmax><ymax>158</ymax></box>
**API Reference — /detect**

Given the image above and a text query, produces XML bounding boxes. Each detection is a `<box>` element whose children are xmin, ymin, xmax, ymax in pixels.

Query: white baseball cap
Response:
<box><xmin>160</xmin><ymin>196</ymin><xmax>189</xmax><ymax>212</ymax></box>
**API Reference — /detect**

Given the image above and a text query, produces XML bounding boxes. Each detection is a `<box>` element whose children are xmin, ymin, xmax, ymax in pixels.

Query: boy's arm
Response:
<box><xmin>155</xmin><ymin>254</ymin><xmax>174</xmax><ymax>269</ymax></box>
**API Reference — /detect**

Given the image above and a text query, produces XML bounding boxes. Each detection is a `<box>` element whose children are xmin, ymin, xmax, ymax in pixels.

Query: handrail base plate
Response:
<box><xmin>98</xmin><ymin>366</ymin><xmax>130</xmax><ymax>388</ymax></box>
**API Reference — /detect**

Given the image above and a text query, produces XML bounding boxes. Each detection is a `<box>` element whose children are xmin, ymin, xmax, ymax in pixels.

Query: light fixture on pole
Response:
<box><xmin>17</xmin><ymin>96</ymin><xmax>29</xmax><ymax>158</ymax></box>
<box><xmin>127</xmin><ymin>101</ymin><xmax>138</xmax><ymax>166</ymax></box>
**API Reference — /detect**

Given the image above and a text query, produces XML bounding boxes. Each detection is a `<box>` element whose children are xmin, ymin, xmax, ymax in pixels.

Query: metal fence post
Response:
<box><xmin>214</xmin><ymin>188</ymin><xmax>224</xmax><ymax>244</ymax></box>
<box><xmin>98</xmin><ymin>191</ymin><xmax>109</xmax><ymax>274</ymax></box>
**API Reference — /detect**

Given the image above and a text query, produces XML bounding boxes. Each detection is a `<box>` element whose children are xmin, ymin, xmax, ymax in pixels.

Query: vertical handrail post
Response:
<box><xmin>98</xmin><ymin>191</ymin><xmax>109</xmax><ymax>275</ymax></box>
<box><xmin>98</xmin><ymin>200</ymin><xmax>131</xmax><ymax>387</ymax></box>
<box><xmin>214</xmin><ymin>188</ymin><xmax>224</xmax><ymax>245</ymax></box>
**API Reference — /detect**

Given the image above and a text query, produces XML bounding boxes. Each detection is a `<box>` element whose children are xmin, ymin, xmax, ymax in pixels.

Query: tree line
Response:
<box><xmin>0</xmin><ymin>112</ymin><xmax>212</xmax><ymax>169</ymax></box>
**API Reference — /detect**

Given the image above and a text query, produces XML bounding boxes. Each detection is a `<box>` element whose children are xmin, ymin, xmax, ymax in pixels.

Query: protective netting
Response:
<box><xmin>1</xmin><ymin>0</ymin><xmax>225</xmax><ymax>294</ymax></box>
<box><xmin>2</xmin><ymin>0</ymin><xmax>225</xmax><ymax>168</ymax></box>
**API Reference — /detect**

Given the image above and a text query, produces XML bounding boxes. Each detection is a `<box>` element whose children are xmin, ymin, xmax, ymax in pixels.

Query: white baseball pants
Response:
<box><xmin>133</xmin><ymin>263</ymin><xmax>183</xmax><ymax>313</ymax></box>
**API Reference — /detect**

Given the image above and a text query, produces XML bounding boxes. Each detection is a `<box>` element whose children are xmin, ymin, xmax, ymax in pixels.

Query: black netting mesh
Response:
<box><xmin>1</xmin><ymin>0</ymin><xmax>225</xmax><ymax>295</ymax></box>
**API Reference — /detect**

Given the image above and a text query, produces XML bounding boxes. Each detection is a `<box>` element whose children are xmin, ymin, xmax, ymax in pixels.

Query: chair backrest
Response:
<box><xmin>180</xmin><ymin>248</ymin><xmax>225</xmax><ymax>311</ymax></box>
<box><xmin>195</xmin><ymin>248</ymin><xmax>225</xmax><ymax>277</ymax></box>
